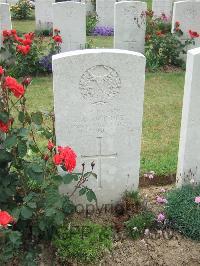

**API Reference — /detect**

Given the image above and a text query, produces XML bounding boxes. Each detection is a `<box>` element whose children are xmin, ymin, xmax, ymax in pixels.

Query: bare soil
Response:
<box><xmin>39</xmin><ymin>184</ymin><xmax>200</xmax><ymax>266</ymax></box>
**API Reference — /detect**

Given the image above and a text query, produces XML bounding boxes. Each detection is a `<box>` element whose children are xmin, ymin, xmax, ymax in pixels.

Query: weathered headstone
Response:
<box><xmin>0</xmin><ymin>3</ymin><xmax>12</xmax><ymax>48</ymax></box>
<box><xmin>53</xmin><ymin>1</ymin><xmax>86</xmax><ymax>52</ymax></box>
<box><xmin>152</xmin><ymin>0</ymin><xmax>174</xmax><ymax>18</ymax></box>
<box><xmin>96</xmin><ymin>0</ymin><xmax>116</xmax><ymax>27</ymax></box>
<box><xmin>35</xmin><ymin>0</ymin><xmax>55</xmax><ymax>30</ymax></box>
<box><xmin>172</xmin><ymin>0</ymin><xmax>200</xmax><ymax>49</ymax></box>
<box><xmin>53</xmin><ymin>49</ymin><xmax>146</xmax><ymax>205</ymax></box>
<box><xmin>177</xmin><ymin>47</ymin><xmax>200</xmax><ymax>186</ymax></box>
<box><xmin>114</xmin><ymin>1</ymin><xmax>147</xmax><ymax>54</ymax></box>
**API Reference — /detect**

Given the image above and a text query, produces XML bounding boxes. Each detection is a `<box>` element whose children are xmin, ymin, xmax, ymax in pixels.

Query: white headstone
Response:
<box><xmin>82</xmin><ymin>0</ymin><xmax>94</xmax><ymax>14</ymax></box>
<box><xmin>172</xmin><ymin>0</ymin><xmax>200</xmax><ymax>49</ymax></box>
<box><xmin>0</xmin><ymin>0</ymin><xmax>18</xmax><ymax>4</ymax></box>
<box><xmin>53</xmin><ymin>2</ymin><xmax>86</xmax><ymax>52</ymax></box>
<box><xmin>96</xmin><ymin>0</ymin><xmax>116</xmax><ymax>27</ymax></box>
<box><xmin>177</xmin><ymin>47</ymin><xmax>200</xmax><ymax>186</ymax></box>
<box><xmin>53</xmin><ymin>49</ymin><xmax>146</xmax><ymax>205</ymax></box>
<box><xmin>114</xmin><ymin>1</ymin><xmax>147</xmax><ymax>54</ymax></box>
<box><xmin>152</xmin><ymin>0</ymin><xmax>174</xmax><ymax>18</ymax></box>
<box><xmin>35</xmin><ymin>0</ymin><xmax>55</xmax><ymax>30</ymax></box>
<box><xmin>0</xmin><ymin>3</ymin><xmax>12</xmax><ymax>48</ymax></box>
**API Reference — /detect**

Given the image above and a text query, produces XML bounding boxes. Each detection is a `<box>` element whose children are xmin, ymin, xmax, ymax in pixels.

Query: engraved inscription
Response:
<box><xmin>81</xmin><ymin>137</ymin><xmax>117</xmax><ymax>188</ymax></box>
<box><xmin>184</xmin><ymin>8</ymin><xmax>198</xmax><ymax>20</ymax></box>
<box><xmin>79</xmin><ymin>65</ymin><xmax>121</xmax><ymax>104</ymax></box>
<box><xmin>124</xmin><ymin>7</ymin><xmax>146</xmax><ymax>29</ymax></box>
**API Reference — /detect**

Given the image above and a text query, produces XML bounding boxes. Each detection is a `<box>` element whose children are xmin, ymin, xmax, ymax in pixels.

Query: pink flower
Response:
<box><xmin>157</xmin><ymin>213</ymin><xmax>165</xmax><ymax>223</ymax></box>
<box><xmin>160</xmin><ymin>188</ymin><xmax>166</xmax><ymax>193</ymax></box>
<box><xmin>149</xmin><ymin>174</ymin><xmax>154</xmax><ymax>180</ymax></box>
<box><xmin>195</xmin><ymin>196</ymin><xmax>200</xmax><ymax>204</ymax></box>
<box><xmin>156</xmin><ymin>196</ymin><xmax>168</xmax><ymax>204</ymax></box>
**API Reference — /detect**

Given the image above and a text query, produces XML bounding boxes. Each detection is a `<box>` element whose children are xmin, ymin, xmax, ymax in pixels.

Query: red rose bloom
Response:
<box><xmin>22</xmin><ymin>39</ymin><xmax>32</xmax><ymax>46</ymax></box>
<box><xmin>53</xmin><ymin>35</ymin><xmax>62</xmax><ymax>43</ymax></box>
<box><xmin>189</xmin><ymin>30</ymin><xmax>200</xmax><ymax>38</ymax></box>
<box><xmin>17</xmin><ymin>45</ymin><xmax>31</xmax><ymax>55</ymax></box>
<box><xmin>47</xmin><ymin>140</ymin><xmax>55</xmax><ymax>151</ymax></box>
<box><xmin>53</xmin><ymin>154</ymin><xmax>62</xmax><ymax>165</ymax></box>
<box><xmin>11</xmin><ymin>29</ymin><xmax>17</xmax><ymax>35</ymax></box>
<box><xmin>53</xmin><ymin>146</ymin><xmax>77</xmax><ymax>172</ymax></box>
<box><xmin>3</xmin><ymin>30</ymin><xmax>11</xmax><ymax>37</ymax></box>
<box><xmin>0</xmin><ymin>119</ymin><xmax>12</xmax><ymax>133</ymax></box>
<box><xmin>0</xmin><ymin>66</ymin><xmax>4</xmax><ymax>76</ymax></box>
<box><xmin>175</xmin><ymin>21</ymin><xmax>180</xmax><ymax>27</ymax></box>
<box><xmin>4</xmin><ymin>76</ymin><xmax>25</xmax><ymax>98</ymax></box>
<box><xmin>0</xmin><ymin>211</ymin><xmax>14</xmax><ymax>227</ymax></box>
<box><xmin>24</xmin><ymin>32</ymin><xmax>35</xmax><ymax>40</ymax></box>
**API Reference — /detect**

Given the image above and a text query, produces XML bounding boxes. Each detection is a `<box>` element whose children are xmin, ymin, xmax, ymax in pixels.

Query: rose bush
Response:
<box><xmin>0</xmin><ymin>67</ymin><xmax>97</xmax><ymax>263</ymax></box>
<box><xmin>145</xmin><ymin>11</ymin><xmax>197</xmax><ymax>71</ymax></box>
<box><xmin>1</xmin><ymin>29</ymin><xmax>62</xmax><ymax>77</ymax></box>
<box><xmin>11</xmin><ymin>0</ymin><xmax>33</xmax><ymax>20</ymax></box>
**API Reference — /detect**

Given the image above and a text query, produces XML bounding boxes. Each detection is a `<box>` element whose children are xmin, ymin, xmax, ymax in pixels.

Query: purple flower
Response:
<box><xmin>92</xmin><ymin>26</ymin><xmax>114</xmax><ymax>36</ymax></box>
<box><xmin>157</xmin><ymin>213</ymin><xmax>166</xmax><ymax>223</ymax></box>
<box><xmin>156</xmin><ymin>196</ymin><xmax>168</xmax><ymax>204</ymax></box>
<box><xmin>39</xmin><ymin>54</ymin><xmax>52</xmax><ymax>73</ymax></box>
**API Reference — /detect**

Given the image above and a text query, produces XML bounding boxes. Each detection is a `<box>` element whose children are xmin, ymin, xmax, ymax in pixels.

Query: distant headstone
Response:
<box><xmin>0</xmin><ymin>0</ymin><xmax>18</xmax><ymax>4</ymax></box>
<box><xmin>177</xmin><ymin>47</ymin><xmax>200</xmax><ymax>186</ymax></box>
<box><xmin>82</xmin><ymin>0</ymin><xmax>94</xmax><ymax>14</ymax></box>
<box><xmin>0</xmin><ymin>3</ymin><xmax>12</xmax><ymax>48</ymax></box>
<box><xmin>172</xmin><ymin>0</ymin><xmax>200</xmax><ymax>49</ymax></box>
<box><xmin>53</xmin><ymin>1</ymin><xmax>86</xmax><ymax>52</ymax></box>
<box><xmin>114</xmin><ymin>1</ymin><xmax>147</xmax><ymax>53</ymax></box>
<box><xmin>53</xmin><ymin>49</ymin><xmax>146</xmax><ymax>205</ymax></box>
<box><xmin>35</xmin><ymin>0</ymin><xmax>55</xmax><ymax>30</ymax></box>
<box><xmin>96</xmin><ymin>0</ymin><xmax>116</xmax><ymax>27</ymax></box>
<box><xmin>152</xmin><ymin>0</ymin><xmax>174</xmax><ymax>18</ymax></box>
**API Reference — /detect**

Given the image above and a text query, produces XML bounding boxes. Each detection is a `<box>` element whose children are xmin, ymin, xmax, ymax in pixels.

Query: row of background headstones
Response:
<box><xmin>36</xmin><ymin>0</ymin><xmax>200</xmax><ymax>53</ymax></box>
<box><xmin>0</xmin><ymin>1</ymin><xmax>200</xmax><ymax>204</ymax></box>
<box><xmin>1</xmin><ymin>1</ymin><xmax>200</xmax><ymax>53</ymax></box>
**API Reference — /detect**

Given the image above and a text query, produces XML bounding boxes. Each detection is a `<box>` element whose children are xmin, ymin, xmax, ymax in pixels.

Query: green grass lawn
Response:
<box><xmin>12</xmin><ymin>10</ymin><xmax>184</xmax><ymax>177</ymax></box>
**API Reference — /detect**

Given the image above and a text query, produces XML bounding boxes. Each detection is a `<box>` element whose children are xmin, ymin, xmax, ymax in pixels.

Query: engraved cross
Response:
<box><xmin>81</xmin><ymin>137</ymin><xmax>117</xmax><ymax>188</ymax></box>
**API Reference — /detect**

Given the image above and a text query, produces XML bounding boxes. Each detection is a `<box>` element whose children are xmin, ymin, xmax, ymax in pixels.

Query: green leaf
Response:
<box><xmin>18</xmin><ymin>128</ymin><xmax>29</xmax><ymax>137</ymax></box>
<box><xmin>31</xmin><ymin>163</ymin><xmax>43</xmax><ymax>173</ymax></box>
<box><xmin>79</xmin><ymin>187</ymin><xmax>87</xmax><ymax>196</ymax></box>
<box><xmin>38</xmin><ymin>220</ymin><xmax>46</xmax><ymax>231</ymax></box>
<box><xmin>8</xmin><ymin>231</ymin><xmax>22</xmax><ymax>246</ymax></box>
<box><xmin>63</xmin><ymin>174</ymin><xmax>74</xmax><ymax>184</ymax></box>
<box><xmin>86</xmin><ymin>190</ymin><xmax>97</xmax><ymax>202</ymax></box>
<box><xmin>31</xmin><ymin>112</ymin><xmax>43</xmax><ymax>125</ymax></box>
<box><xmin>0</xmin><ymin>150</ymin><xmax>13</xmax><ymax>163</ymax></box>
<box><xmin>45</xmin><ymin>208</ymin><xmax>56</xmax><ymax>217</ymax></box>
<box><xmin>11</xmin><ymin>208</ymin><xmax>21</xmax><ymax>221</ymax></box>
<box><xmin>26</xmin><ymin>163</ymin><xmax>44</xmax><ymax>181</ymax></box>
<box><xmin>18</xmin><ymin>111</ymin><xmax>25</xmax><ymax>123</ymax></box>
<box><xmin>27</xmin><ymin>202</ymin><xmax>37</xmax><ymax>209</ymax></box>
<box><xmin>91</xmin><ymin>173</ymin><xmax>97</xmax><ymax>179</ymax></box>
<box><xmin>18</xmin><ymin>140</ymin><xmax>27</xmax><ymax>157</ymax></box>
<box><xmin>0</xmin><ymin>111</ymin><xmax>9</xmax><ymax>124</ymax></box>
<box><xmin>5</xmin><ymin>135</ymin><xmax>17</xmax><ymax>149</ymax></box>
<box><xmin>54</xmin><ymin>211</ymin><xmax>65</xmax><ymax>225</ymax></box>
<box><xmin>21</xmin><ymin>206</ymin><xmax>33</xmax><ymax>219</ymax></box>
